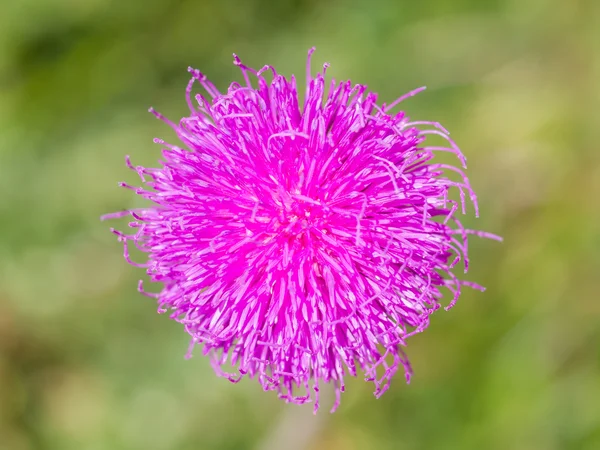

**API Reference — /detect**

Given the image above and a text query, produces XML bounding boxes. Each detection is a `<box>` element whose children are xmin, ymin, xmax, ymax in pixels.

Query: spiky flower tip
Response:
<box><xmin>103</xmin><ymin>48</ymin><xmax>501</xmax><ymax>413</ymax></box>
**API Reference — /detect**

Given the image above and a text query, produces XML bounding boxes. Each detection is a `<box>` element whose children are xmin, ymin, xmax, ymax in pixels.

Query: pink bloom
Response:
<box><xmin>104</xmin><ymin>48</ymin><xmax>501</xmax><ymax>413</ymax></box>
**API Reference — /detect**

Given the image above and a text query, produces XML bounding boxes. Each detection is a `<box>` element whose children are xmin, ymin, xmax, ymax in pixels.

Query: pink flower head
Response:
<box><xmin>104</xmin><ymin>48</ymin><xmax>501</xmax><ymax>413</ymax></box>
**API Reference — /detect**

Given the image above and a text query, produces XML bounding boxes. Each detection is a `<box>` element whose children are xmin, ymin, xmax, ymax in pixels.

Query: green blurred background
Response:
<box><xmin>1</xmin><ymin>0</ymin><xmax>599</xmax><ymax>449</ymax></box>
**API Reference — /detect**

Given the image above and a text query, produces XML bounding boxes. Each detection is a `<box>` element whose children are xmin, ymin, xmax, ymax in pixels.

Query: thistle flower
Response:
<box><xmin>103</xmin><ymin>48</ymin><xmax>500</xmax><ymax>413</ymax></box>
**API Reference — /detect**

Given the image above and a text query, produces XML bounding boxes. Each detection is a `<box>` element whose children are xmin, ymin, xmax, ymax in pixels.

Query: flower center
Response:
<box><xmin>277</xmin><ymin>195</ymin><xmax>327</xmax><ymax>236</ymax></box>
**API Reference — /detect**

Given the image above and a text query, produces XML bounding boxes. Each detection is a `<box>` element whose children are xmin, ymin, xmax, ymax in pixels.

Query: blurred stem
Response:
<box><xmin>255</xmin><ymin>385</ymin><xmax>333</xmax><ymax>450</ymax></box>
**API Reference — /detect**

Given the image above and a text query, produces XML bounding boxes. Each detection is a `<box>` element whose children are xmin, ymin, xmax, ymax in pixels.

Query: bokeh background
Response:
<box><xmin>1</xmin><ymin>0</ymin><xmax>599</xmax><ymax>449</ymax></box>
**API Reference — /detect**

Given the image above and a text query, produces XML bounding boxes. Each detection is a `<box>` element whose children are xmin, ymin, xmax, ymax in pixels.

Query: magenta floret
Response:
<box><xmin>104</xmin><ymin>48</ymin><xmax>501</xmax><ymax>413</ymax></box>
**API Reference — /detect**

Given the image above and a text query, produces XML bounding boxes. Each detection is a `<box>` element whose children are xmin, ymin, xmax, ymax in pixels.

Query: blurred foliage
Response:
<box><xmin>1</xmin><ymin>0</ymin><xmax>599</xmax><ymax>449</ymax></box>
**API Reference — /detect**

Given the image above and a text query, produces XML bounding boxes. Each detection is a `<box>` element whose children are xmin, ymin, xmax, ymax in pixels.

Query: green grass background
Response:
<box><xmin>1</xmin><ymin>0</ymin><xmax>599</xmax><ymax>449</ymax></box>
